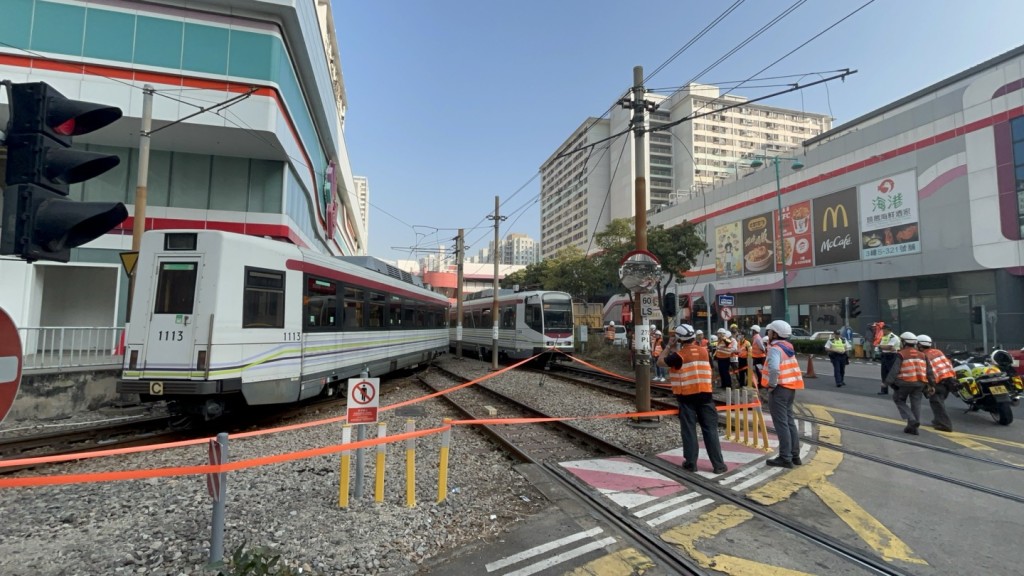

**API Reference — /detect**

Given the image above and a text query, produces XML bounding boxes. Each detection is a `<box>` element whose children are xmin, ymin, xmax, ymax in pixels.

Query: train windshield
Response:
<box><xmin>540</xmin><ymin>293</ymin><xmax>573</xmax><ymax>333</ymax></box>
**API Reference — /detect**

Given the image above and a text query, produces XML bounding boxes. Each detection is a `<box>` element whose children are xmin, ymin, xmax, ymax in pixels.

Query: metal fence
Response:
<box><xmin>18</xmin><ymin>327</ymin><xmax>124</xmax><ymax>372</ymax></box>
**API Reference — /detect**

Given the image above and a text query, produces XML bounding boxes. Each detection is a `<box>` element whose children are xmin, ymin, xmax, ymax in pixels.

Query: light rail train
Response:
<box><xmin>118</xmin><ymin>230</ymin><xmax>449</xmax><ymax>419</ymax></box>
<box><xmin>450</xmin><ymin>289</ymin><xmax>574</xmax><ymax>361</ymax></box>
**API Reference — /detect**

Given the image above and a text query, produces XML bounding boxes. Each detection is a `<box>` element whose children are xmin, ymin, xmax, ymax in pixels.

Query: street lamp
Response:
<box><xmin>748</xmin><ymin>153</ymin><xmax>804</xmax><ymax>324</ymax></box>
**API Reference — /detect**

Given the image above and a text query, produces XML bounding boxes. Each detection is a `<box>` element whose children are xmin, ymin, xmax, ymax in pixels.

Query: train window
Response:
<box><xmin>542</xmin><ymin>293</ymin><xmax>574</xmax><ymax>331</ymax></box>
<box><xmin>463</xmin><ymin>310</ymin><xmax>473</xmax><ymax>328</ymax></box>
<box><xmin>343</xmin><ymin>287</ymin><xmax>364</xmax><ymax>329</ymax></box>
<box><xmin>480</xmin><ymin>307</ymin><xmax>493</xmax><ymax>329</ymax></box>
<box><xmin>154</xmin><ymin>262</ymin><xmax>197</xmax><ymax>314</ymax></box>
<box><xmin>524</xmin><ymin>300</ymin><xmax>543</xmax><ymax>332</ymax></box>
<box><xmin>368</xmin><ymin>292</ymin><xmax>386</xmax><ymax>328</ymax></box>
<box><xmin>242</xmin><ymin>268</ymin><xmax>285</xmax><ymax>328</ymax></box>
<box><xmin>501</xmin><ymin>306</ymin><xmax>515</xmax><ymax>329</ymax></box>
<box><xmin>404</xmin><ymin>299</ymin><xmax>418</xmax><ymax>326</ymax></box>
<box><xmin>304</xmin><ymin>277</ymin><xmax>337</xmax><ymax>329</ymax></box>
<box><xmin>389</xmin><ymin>295</ymin><xmax>402</xmax><ymax>326</ymax></box>
<box><xmin>164</xmin><ymin>233</ymin><xmax>197</xmax><ymax>251</ymax></box>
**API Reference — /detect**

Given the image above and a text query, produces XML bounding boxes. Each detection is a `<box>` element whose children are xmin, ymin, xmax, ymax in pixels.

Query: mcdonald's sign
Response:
<box><xmin>812</xmin><ymin>187</ymin><xmax>860</xmax><ymax>265</ymax></box>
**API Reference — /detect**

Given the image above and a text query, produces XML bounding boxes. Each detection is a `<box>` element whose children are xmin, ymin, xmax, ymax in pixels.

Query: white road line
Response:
<box><xmin>502</xmin><ymin>537</ymin><xmax>618</xmax><ymax>576</ymax></box>
<box><xmin>718</xmin><ymin>462</ymin><xmax>766</xmax><ymax>485</ymax></box>
<box><xmin>485</xmin><ymin>527</ymin><xmax>604</xmax><ymax>572</ymax></box>
<box><xmin>646</xmin><ymin>498</ymin><xmax>716</xmax><ymax>527</ymax></box>
<box><xmin>731</xmin><ymin>467</ymin><xmax>783</xmax><ymax>491</ymax></box>
<box><xmin>633</xmin><ymin>492</ymin><xmax>701</xmax><ymax>517</ymax></box>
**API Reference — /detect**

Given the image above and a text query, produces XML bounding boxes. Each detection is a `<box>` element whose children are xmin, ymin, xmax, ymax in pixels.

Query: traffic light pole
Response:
<box><xmin>126</xmin><ymin>85</ymin><xmax>153</xmax><ymax>323</ymax></box>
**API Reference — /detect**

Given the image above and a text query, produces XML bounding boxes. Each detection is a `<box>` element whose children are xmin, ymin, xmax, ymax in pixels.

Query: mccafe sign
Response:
<box><xmin>812</xmin><ymin>187</ymin><xmax>860</xmax><ymax>265</ymax></box>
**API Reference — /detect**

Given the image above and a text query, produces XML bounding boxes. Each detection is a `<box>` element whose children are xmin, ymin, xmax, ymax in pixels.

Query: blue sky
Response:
<box><xmin>335</xmin><ymin>0</ymin><xmax>1024</xmax><ymax>263</ymax></box>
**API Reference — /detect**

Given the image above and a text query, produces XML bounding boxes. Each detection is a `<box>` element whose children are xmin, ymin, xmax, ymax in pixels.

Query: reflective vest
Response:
<box><xmin>751</xmin><ymin>334</ymin><xmax>767</xmax><ymax>358</ymax></box>
<box><xmin>923</xmin><ymin>348</ymin><xmax>955</xmax><ymax>381</ymax></box>
<box><xmin>714</xmin><ymin>338</ymin><xmax>734</xmax><ymax>359</ymax></box>
<box><xmin>737</xmin><ymin>340</ymin><xmax>750</xmax><ymax>359</ymax></box>
<box><xmin>669</xmin><ymin>343</ymin><xmax>714</xmax><ymax>396</ymax></box>
<box><xmin>652</xmin><ymin>336</ymin><xmax>663</xmax><ymax>357</ymax></box>
<box><xmin>826</xmin><ymin>338</ymin><xmax>849</xmax><ymax>353</ymax></box>
<box><xmin>760</xmin><ymin>343</ymin><xmax>805</xmax><ymax>389</ymax></box>
<box><xmin>879</xmin><ymin>333</ymin><xmax>900</xmax><ymax>353</ymax></box>
<box><xmin>896</xmin><ymin>348</ymin><xmax>929</xmax><ymax>383</ymax></box>
<box><xmin>605</xmin><ymin>326</ymin><xmax>615</xmax><ymax>341</ymax></box>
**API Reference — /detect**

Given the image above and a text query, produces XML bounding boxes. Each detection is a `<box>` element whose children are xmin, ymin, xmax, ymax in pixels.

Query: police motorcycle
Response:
<box><xmin>948</xmin><ymin>349</ymin><xmax>1023</xmax><ymax>426</ymax></box>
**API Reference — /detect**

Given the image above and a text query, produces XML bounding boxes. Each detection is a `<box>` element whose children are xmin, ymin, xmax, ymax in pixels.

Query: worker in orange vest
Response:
<box><xmin>750</xmin><ymin>325</ymin><xmax>767</xmax><ymax>382</ymax></box>
<box><xmin>713</xmin><ymin>328</ymin><xmax>737</xmax><ymax>389</ymax></box>
<box><xmin>761</xmin><ymin>320</ymin><xmax>805</xmax><ymax>469</ymax></box>
<box><xmin>884</xmin><ymin>332</ymin><xmax>933</xmax><ymax>435</ymax></box>
<box><xmin>734</xmin><ymin>331</ymin><xmax>752</xmax><ymax>388</ymax></box>
<box><xmin>605</xmin><ymin>321</ymin><xmax>615</xmax><ymax>343</ymax></box>
<box><xmin>652</xmin><ymin>329</ymin><xmax>666</xmax><ymax>382</ymax></box>
<box><xmin>657</xmin><ymin>324</ymin><xmax>727</xmax><ymax>474</ymax></box>
<box><xmin>916</xmin><ymin>334</ymin><xmax>955</xmax><ymax>432</ymax></box>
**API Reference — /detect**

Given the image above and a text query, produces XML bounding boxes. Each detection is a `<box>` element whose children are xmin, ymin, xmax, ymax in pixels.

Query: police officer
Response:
<box><xmin>825</xmin><ymin>330</ymin><xmax>850</xmax><ymax>387</ymax></box>
<box><xmin>877</xmin><ymin>325</ymin><xmax>901</xmax><ymax>395</ymax></box>
<box><xmin>657</xmin><ymin>324</ymin><xmax>728</xmax><ymax>474</ymax></box>
<box><xmin>884</xmin><ymin>332</ymin><xmax>933</xmax><ymax>435</ymax></box>
<box><xmin>762</xmin><ymin>320</ymin><xmax>804</xmax><ymax>468</ymax></box>
<box><xmin>917</xmin><ymin>334</ymin><xmax>955</xmax><ymax>432</ymax></box>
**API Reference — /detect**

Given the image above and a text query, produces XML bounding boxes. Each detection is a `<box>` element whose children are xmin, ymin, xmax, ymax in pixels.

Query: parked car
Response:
<box><xmin>811</xmin><ymin>330</ymin><xmax>866</xmax><ymax>348</ymax></box>
<box><xmin>612</xmin><ymin>325</ymin><xmax>628</xmax><ymax>347</ymax></box>
<box><xmin>789</xmin><ymin>327</ymin><xmax>813</xmax><ymax>340</ymax></box>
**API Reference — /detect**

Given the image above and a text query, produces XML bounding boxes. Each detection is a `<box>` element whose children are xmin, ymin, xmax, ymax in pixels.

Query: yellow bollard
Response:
<box><xmin>405</xmin><ymin>419</ymin><xmax>416</xmax><ymax>508</ymax></box>
<box><xmin>374</xmin><ymin>422</ymin><xmax>387</xmax><ymax>504</ymax></box>
<box><xmin>437</xmin><ymin>418</ymin><xmax>452</xmax><ymax>503</ymax></box>
<box><xmin>338</xmin><ymin>424</ymin><xmax>352</xmax><ymax>508</ymax></box>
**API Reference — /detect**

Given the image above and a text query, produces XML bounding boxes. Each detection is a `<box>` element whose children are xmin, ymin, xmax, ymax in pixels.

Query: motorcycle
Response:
<box><xmin>948</xmin><ymin>350</ymin><xmax>1023</xmax><ymax>426</ymax></box>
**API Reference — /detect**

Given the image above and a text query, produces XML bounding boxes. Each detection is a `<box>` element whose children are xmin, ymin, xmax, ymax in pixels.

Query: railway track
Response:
<box><xmin>426</xmin><ymin>363</ymin><xmax>912</xmax><ymax>576</ymax></box>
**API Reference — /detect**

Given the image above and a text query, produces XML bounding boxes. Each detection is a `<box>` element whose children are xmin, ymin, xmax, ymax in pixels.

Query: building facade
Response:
<box><xmin>651</xmin><ymin>46</ymin><xmax>1024</xmax><ymax>350</ymax></box>
<box><xmin>353</xmin><ymin>175</ymin><xmax>369</xmax><ymax>233</ymax></box>
<box><xmin>0</xmin><ymin>0</ymin><xmax>363</xmax><ymax>331</ymax></box>
<box><xmin>540</xmin><ymin>86</ymin><xmax>830</xmax><ymax>260</ymax></box>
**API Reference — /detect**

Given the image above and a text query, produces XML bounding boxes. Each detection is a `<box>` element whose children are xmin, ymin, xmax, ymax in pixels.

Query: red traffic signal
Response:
<box><xmin>6</xmin><ymin>81</ymin><xmax>122</xmax><ymax>146</ymax></box>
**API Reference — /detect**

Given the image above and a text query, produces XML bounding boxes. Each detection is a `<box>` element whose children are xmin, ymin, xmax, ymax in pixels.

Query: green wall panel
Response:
<box><xmin>31</xmin><ymin>1</ymin><xmax>85</xmax><ymax>56</ymax></box>
<box><xmin>84</xmin><ymin>8</ymin><xmax>135</xmax><ymax>62</ymax></box>
<box><xmin>134</xmin><ymin>16</ymin><xmax>182</xmax><ymax>69</ymax></box>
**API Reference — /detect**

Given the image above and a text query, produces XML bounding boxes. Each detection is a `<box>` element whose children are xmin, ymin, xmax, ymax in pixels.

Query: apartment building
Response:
<box><xmin>540</xmin><ymin>85</ymin><xmax>830</xmax><ymax>259</ymax></box>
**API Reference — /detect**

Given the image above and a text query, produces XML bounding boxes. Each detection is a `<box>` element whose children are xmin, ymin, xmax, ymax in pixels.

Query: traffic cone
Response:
<box><xmin>805</xmin><ymin>355</ymin><xmax>817</xmax><ymax>378</ymax></box>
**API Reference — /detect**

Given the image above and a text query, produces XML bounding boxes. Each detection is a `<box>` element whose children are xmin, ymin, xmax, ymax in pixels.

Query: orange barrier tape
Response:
<box><xmin>553</xmin><ymin>350</ymin><xmax>635</xmax><ymax>382</ymax></box>
<box><xmin>0</xmin><ymin>425</ymin><xmax>450</xmax><ymax>488</ymax></box>
<box><xmin>0</xmin><ymin>437</ymin><xmax>212</xmax><ymax>469</ymax></box>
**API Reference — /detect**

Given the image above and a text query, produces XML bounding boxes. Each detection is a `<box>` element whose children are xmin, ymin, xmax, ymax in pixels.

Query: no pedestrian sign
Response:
<box><xmin>347</xmin><ymin>378</ymin><xmax>380</xmax><ymax>424</ymax></box>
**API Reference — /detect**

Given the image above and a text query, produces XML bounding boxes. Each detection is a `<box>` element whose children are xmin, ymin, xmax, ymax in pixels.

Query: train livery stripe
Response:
<box><xmin>286</xmin><ymin>259</ymin><xmax>448</xmax><ymax>305</ymax></box>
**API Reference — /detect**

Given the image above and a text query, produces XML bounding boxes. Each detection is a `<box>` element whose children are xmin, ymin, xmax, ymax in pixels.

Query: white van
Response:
<box><xmin>613</xmin><ymin>325</ymin><xmax>628</xmax><ymax>346</ymax></box>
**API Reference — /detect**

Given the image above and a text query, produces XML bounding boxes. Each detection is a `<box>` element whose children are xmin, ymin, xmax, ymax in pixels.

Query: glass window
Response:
<box><xmin>170</xmin><ymin>152</ymin><xmax>211</xmax><ymax>209</ymax></box>
<box><xmin>304</xmin><ymin>277</ymin><xmax>336</xmax><ymax>329</ymax></box>
<box><xmin>343</xmin><ymin>287</ymin><xmax>364</xmax><ymax>329</ymax></box>
<box><xmin>249</xmin><ymin>159</ymin><xmax>283</xmax><ymax>212</ymax></box>
<box><xmin>154</xmin><ymin>262</ymin><xmax>197</xmax><ymax>314</ymax></box>
<box><xmin>210</xmin><ymin>156</ymin><xmax>249</xmax><ymax>211</ymax></box>
<box><xmin>82</xmin><ymin>145</ymin><xmax>130</xmax><ymax>203</ymax></box>
<box><xmin>501</xmin><ymin>306</ymin><xmax>516</xmax><ymax>329</ymax></box>
<box><xmin>404</xmin><ymin>300</ymin><xmax>418</xmax><ymax>327</ymax></box>
<box><xmin>243</xmin><ymin>268</ymin><xmax>285</xmax><ymax>328</ymax></box>
<box><xmin>388</xmin><ymin>295</ymin><xmax>402</xmax><ymax>326</ymax></box>
<box><xmin>368</xmin><ymin>292</ymin><xmax>386</xmax><ymax>328</ymax></box>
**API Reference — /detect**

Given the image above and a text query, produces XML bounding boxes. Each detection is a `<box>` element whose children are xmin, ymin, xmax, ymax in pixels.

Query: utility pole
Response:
<box><xmin>455</xmin><ymin>228</ymin><xmax>465</xmax><ymax>358</ymax></box>
<box><xmin>126</xmin><ymin>84</ymin><xmax>154</xmax><ymax>323</ymax></box>
<box><xmin>488</xmin><ymin>196</ymin><xmax>506</xmax><ymax>370</ymax></box>
<box><xmin>624</xmin><ymin>66</ymin><xmax>658</xmax><ymax>421</ymax></box>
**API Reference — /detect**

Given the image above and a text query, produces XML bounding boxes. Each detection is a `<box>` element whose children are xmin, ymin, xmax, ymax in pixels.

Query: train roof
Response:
<box><xmin>336</xmin><ymin>256</ymin><xmax>424</xmax><ymax>288</ymax></box>
<box><xmin>463</xmin><ymin>288</ymin><xmax>571</xmax><ymax>302</ymax></box>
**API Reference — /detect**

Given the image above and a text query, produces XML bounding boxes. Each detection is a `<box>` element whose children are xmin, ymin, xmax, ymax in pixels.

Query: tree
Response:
<box><xmin>541</xmin><ymin>245</ymin><xmax>604</xmax><ymax>300</ymax></box>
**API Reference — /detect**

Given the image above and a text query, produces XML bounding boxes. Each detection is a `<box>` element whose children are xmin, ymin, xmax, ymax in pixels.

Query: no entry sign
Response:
<box><xmin>347</xmin><ymin>378</ymin><xmax>380</xmax><ymax>424</ymax></box>
<box><xmin>0</xmin><ymin>307</ymin><xmax>23</xmax><ymax>425</ymax></box>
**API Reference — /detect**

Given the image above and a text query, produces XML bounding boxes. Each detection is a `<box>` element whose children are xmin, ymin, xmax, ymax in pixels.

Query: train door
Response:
<box><xmin>144</xmin><ymin>258</ymin><xmax>203</xmax><ymax>376</ymax></box>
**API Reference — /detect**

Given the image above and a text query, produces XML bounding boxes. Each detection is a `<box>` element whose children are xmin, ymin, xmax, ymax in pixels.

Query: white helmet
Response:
<box><xmin>650</xmin><ymin>323</ymin><xmax>657</xmax><ymax>331</ymax></box>
<box><xmin>899</xmin><ymin>331</ymin><xmax>917</xmax><ymax>344</ymax></box>
<box><xmin>709</xmin><ymin>334</ymin><xmax>719</xmax><ymax>344</ymax></box>
<box><xmin>695</xmin><ymin>329</ymin><xmax>704</xmax><ymax>336</ymax></box>
<box><xmin>765</xmin><ymin>320</ymin><xmax>792</xmax><ymax>339</ymax></box>
<box><xmin>675</xmin><ymin>324</ymin><xmax>696</xmax><ymax>340</ymax></box>
<box><xmin>916</xmin><ymin>334</ymin><xmax>933</xmax><ymax>347</ymax></box>
<box><xmin>716</xmin><ymin>327</ymin><xmax>728</xmax><ymax>335</ymax></box>
<box><xmin>751</xmin><ymin>325</ymin><xmax>761</xmax><ymax>333</ymax></box>
<box><xmin>654</xmin><ymin>330</ymin><xmax>662</xmax><ymax>336</ymax></box>
<box><xmin>609</xmin><ymin>321</ymin><xmax>615</xmax><ymax>326</ymax></box>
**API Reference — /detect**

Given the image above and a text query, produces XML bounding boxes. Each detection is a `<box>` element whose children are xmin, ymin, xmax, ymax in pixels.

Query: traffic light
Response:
<box><xmin>2</xmin><ymin>81</ymin><xmax>128</xmax><ymax>262</ymax></box>
<box><xmin>662</xmin><ymin>292</ymin><xmax>677</xmax><ymax>317</ymax></box>
<box><xmin>849</xmin><ymin>298</ymin><xmax>861</xmax><ymax>318</ymax></box>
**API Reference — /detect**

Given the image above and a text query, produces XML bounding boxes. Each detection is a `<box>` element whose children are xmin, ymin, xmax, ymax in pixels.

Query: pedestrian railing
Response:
<box><xmin>17</xmin><ymin>326</ymin><xmax>124</xmax><ymax>372</ymax></box>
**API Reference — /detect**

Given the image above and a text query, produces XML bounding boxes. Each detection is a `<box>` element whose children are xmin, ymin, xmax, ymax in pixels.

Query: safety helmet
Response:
<box><xmin>899</xmin><ymin>331</ymin><xmax>917</xmax><ymax>344</ymax></box>
<box><xmin>730</xmin><ymin>323</ymin><xmax>739</xmax><ymax>330</ymax></box>
<box><xmin>609</xmin><ymin>321</ymin><xmax>615</xmax><ymax>326</ymax></box>
<box><xmin>716</xmin><ymin>327</ymin><xmax>728</xmax><ymax>335</ymax></box>
<box><xmin>654</xmin><ymin>330</ymin><xmax>662</xmax><ymax>336</ymax></box>
<box><xmin>765</xmin><ymin>320</ymin><xmax>792</xmax><ymax>339</ymax></box>
<box><xmin>916</xmin><ymin>334</ymin><xmax>933</xmax><ymax>347</ymax></box>
<box><xmin>992</xmin><ymin>349</ymin><xmax>1013</xmax><ymax>368</ymax></box>
<box><xmin>650</xmin><ymin>323</ymin><xmax>657</xmax><ymax>331</ymax></box>
<box><xmin>709</xmin><ymin>334</ymin><xmax>719</xmax><ymax>344</ymax></box>
<box><xmin>675</xmin><ymin>324</ymin><xmax>696</xmax><ymax>340</ymax></box>
<box><xmin>695</xmin><ymin>329</ymin><xmax>704</xmax><ymax>335</ymax></box>
<box><xmin>751</xmin><ymin>325</ymin><xmax>761</xmax><ymax>333</ymax></box>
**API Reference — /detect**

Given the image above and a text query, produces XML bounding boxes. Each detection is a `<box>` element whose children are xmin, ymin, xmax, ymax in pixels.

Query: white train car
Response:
<box><xmin>450</xmin><ymin>289</ymin><xmax>574</xmax><ymax>361</ymax></box>
<box><xmin>119</xmin><ymin>230</ymin><xmax>448</xmax><ymax>419</ymax></box>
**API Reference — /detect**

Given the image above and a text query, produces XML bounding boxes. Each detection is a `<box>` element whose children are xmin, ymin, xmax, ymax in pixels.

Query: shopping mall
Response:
<box><xmin>651</xmin><ymin>44</ymin><xmax>1024</xmax><ymax>351</ymax></box>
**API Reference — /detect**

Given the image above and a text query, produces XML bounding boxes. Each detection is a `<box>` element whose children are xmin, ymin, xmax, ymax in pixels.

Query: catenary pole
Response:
<box><xmin>630</xmin><ymin>66</ymin><xmax>652</xmax><ymax>417</ymax></box>
<box><xmin>456</xmin><ymin>228</ymin><xmax>465</xmax><ymax>358</ymax></box>
<box><xmin>125</xmin><ymin>84</ymin><xmax>153</xmax><ymax>322</ymax></box>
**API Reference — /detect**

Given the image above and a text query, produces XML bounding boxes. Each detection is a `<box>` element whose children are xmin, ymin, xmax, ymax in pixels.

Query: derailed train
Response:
<box><xmin>118</xmin><ymin>230</ymin><xmax>449</xmax><ymax>420</ymax></box>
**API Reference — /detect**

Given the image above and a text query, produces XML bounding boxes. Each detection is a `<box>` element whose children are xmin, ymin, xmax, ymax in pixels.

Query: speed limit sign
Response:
<box><xmin>640</xmin><ymin>293</ymin><xmax>657</xmax><ymax>318</ymax></box>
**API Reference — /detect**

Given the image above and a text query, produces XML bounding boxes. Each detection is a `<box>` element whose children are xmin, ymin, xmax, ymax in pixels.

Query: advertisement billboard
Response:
<box><xmin>741</xmin><ymin>213</ymin><xmax>776</xmax><ymax>275</ymax></box>
<box><xmin>715</xmin><ymin>221</ymin><xmax>742</xmax><ymax>280</ymax></box>
<box><xmin>776</xmin><ymin>200</ymin><xmax>814</xmax><ymax>270</ymax></box>
<box><xmin>858</xmin><ymin>171</ymin><xmax>921</xmax><ymax>259</ymax></box>
<box><xmin>812</xmin><ymin>187</ymin><xmax>860</xmax><ymax>265</ymax></box>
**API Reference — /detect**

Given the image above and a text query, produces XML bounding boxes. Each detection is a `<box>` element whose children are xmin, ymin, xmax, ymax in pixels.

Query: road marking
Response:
<box><xmin>646</xmin><ymin>498</ymin><xmax>715</xmax><ymax>527</ymax></box>
<box><xmin>812</xmin><ymin>404</ymin><xmax>1024</xmax><ymax>451</ymax></box>
<box><xmin>747</xmin><ymin>406</ymin><xmax>843</xmax><ymax>506</ymax></box>
<box><xmin>503</xmin><ymin>537</ymin><xmax>617</xmax><ymax>576</ymax></box>
<box><xmin>661</xmin><ymin>504</ymin><xmax>815</xmax><ymax>575</ymax></box>
<box><xmin>563</xmin><ymin>547</ymin><xmax>655</xmax><ymax>576</ymax></box>
<box><xmin>809</xmin><ymin>481</ymin><xmax>928</xmax><ymax>565</ymax></box>
<box><xmin>633</xmin><ymin>492</ymin><xmax>701</xmax><ymax>517</ymax></box>
<box><xmin>485</xmin><ymin>527</ymin><xmax>603</xmax><ymax>572</ymax></box>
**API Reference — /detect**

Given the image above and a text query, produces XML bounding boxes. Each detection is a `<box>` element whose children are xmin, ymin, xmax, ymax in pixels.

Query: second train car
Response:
<box><xmin>450</xmin><ymin>289</ymin><xmax>574</xmax><ymax>361</ymax></box>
